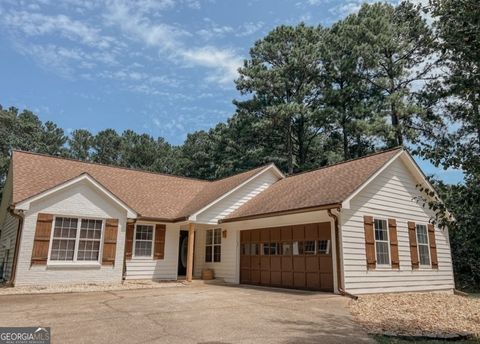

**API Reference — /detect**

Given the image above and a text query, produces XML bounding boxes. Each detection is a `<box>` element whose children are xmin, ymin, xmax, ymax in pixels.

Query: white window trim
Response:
<box><xmin>373</xmin><ymin>217</ymin><xmax>391</xmax><ymax>269</ymax></box>
<box><xmin>205</xmin><ymin>228</ymin><xmax>221</xmax><ymax>263</ymax></box>
<box><xmin>47</xmin><ymin>215</ymin><xmax>104</xmax><ymax>266</ymax></box>
<box><xmin>415</xmin><ymin>223</ymin><xmax>432</xmax><ymax>268</ymax></box>
<box><xmin>133</xmin><ymin>223</ymin><xmax>155</xmax><ymax>259</ymax></box>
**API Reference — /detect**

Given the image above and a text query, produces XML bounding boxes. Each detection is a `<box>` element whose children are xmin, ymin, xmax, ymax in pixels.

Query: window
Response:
<box><xmin>282</xmin><ymin>242</ymin><xmax>292</xmax><ymax>255</ymax></box>
<box><xmin>292</xmin><ymin>241</ymin><xmax>304</xmax><ymax>255</ymax></box>
<box><xmin>205</xmin><ymin>228</ymin><xmax>221</xmax><ymax>262</ymax></box>
<box><xmin>416</xmin><ymin>224</ymin><xmax>431</xmax><ymax>266</ymax></box>
<box><xmin>304</xmin><ymin>241</ymin><xmax>316</xmax><ymax>255</ymax></box>
<box><xmin>374</xmin><ymin>219</ymin><xmax>390</xmax><ymax>265</ymax></box>
<box><xmin>49</xmin><ymin>217</ymin><xmax>103</xmax><ymax>262</ymax></box>
<box><xmin>134</xmin><ymin>225</ymin><xmax>154</xmax><ymax>257</ymax></box>
<box><xmin>318</xmin><ymin>240</ymin><xmax>330</xmax><ymax>255</ymax></box>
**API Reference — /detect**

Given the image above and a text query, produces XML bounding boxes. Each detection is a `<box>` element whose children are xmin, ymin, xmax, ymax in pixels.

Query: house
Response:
<box><xmin>0</xmin><ymin>147</ymin><xmax>455</xmax><ymax>294</ymax></box>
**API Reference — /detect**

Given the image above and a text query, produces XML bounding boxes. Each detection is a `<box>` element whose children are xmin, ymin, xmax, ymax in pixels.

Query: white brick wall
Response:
<box><xmin>15</xmin><ymin>179</ymin><xmax>128</xmax><ymax>286</ymax></box>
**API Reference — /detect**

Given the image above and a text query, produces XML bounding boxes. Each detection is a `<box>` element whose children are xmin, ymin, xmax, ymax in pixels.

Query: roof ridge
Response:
<box><xmin>286</xmin><ymin>146</ymin><xmax>403</xmax><ymax>179</ymax></box>
<box><xmin>210</xmin><ymin>163</ymin><xmax>274</xmax><ymax>183</ymax></box>
<box><xmin>12</xmin><ymin>149</ymin><xmax>210</xmax><ymax>183</ymax></box>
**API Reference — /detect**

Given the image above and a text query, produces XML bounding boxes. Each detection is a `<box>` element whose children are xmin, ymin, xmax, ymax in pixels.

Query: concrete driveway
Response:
<box><xmin>0</xmin><ymin>283</ymin><xmax>373</xmax><ymax>344</ymax></box>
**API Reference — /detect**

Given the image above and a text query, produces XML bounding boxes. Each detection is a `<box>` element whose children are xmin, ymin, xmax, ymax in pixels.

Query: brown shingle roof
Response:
<box><xmin>11</xmin><ymin>151</ymin><xmax>270</xmax><ymax>220</ymax></box>
<box><xmin>223</xmin><ymin>148</ymin><xmax>402</xmax><ymax>221</ymax></box>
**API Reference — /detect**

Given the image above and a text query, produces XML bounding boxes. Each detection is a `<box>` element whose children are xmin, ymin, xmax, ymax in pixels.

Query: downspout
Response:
<box><xmin>7</xmin><ymin>206</ymin><xmax>24</xmax><ymax>287</ymax></box>
<box><xmin>327</xmin><ymin>208</ymin><xmax>354</xmax><ymax>298</ymax></box>
<box><xmin>122</xmin><ymin>219</ymin><xmax>136</xmax><ymax>283</ymax></box>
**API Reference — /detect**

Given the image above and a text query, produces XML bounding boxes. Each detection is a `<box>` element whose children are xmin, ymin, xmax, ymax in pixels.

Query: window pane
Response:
<box><xmin>241</xmin><ymin>244</ymin><xmax>250</xmax><ymax>255</ymax></box>
<box><xmin>262</xmin><ymin>243</ymin><xmax>270</xmax><ymax>255</ymax></box>
<box><xmin>282</xmin><ymin>243</ymin><xmax>292</xmax><ymax>255</ymax></box>
<box><xmin>416</xmin><ymin>225</ymin><xmax>428</xmax><ymax>244</ymax></box>
<box><xmin>135</xmin><ymin>240</ymin><xmax>152</xmax><ymax>257</ymax></box>
<box><xmin>213</xmin><ymin>245</ymin><xmax>221</xmax><ymax>262</ymax></box>
<box><xmin>51</xmin><ymin>217</ymin><xmax>78</xmax><ymax>261</ymax></box>
<box><xmin>318</xmin><ymin>240</ymin><xmax>330</xmax><ymax>255</ymax></box>
<box><xmin>292</xmin><ymin>241</ymin><xmax>304</xmax><ymax>255</ymax></box>
<box><xmin>206</xmin><ymin>230</ymin><xmax>213</xmax><ymax>245</ymax></box>
<box><xmin>374</xmin><ymin>219</ymin><xmax>388</xmax><ymax>241</ymax></box>
<box><xmin>304</xmin><ymin>241</ymin><xmax>316</xmax><ymax>255</ymax></box>
<box><xmin>251</xmin><ymin>243</ymin><xmax>259</xmax><ymax>256</ymax></box>
<box><xmin>205</xmin><ymin>245</ymin><xmax>212</xmax><ymax>262</ymax></box>
<box><xmin>214</xmin><ymin>229</ymin><xmax>221</xmax><ymax>244</ymax></box>
<box><xmin>376</xmin><ymin>242</ymin><xmax>390</xmax><ymax>265</ymax></box>
<box><xmin>419</xmin><ymin>244</ymin><xmax>430</xmax><ymax>265</ymax></box>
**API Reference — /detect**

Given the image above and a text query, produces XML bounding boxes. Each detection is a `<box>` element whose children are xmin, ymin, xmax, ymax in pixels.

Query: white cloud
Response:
<box><xmin>236</xmin><ymin>21</ymin><xmax>264</xmax><ymax>37</ymax></box>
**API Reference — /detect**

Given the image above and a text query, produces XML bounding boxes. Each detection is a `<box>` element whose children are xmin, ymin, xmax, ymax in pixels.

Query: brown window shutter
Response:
<box><xmin>363</xmin><ymin>216</ymin><xmax>376</xmax><ymax>270</ymax></box>
<box><xmin>427</xmin><ymin>224</ymin><xmax>439</xmax><ymax>269</ymax></box>
<box><xmin>102</xmin><ymin>219</ymin><xmax>118</xmax><ymax>266</ymax></box>
<box><xmin>388</xmin><ymin>219</ymin><xmax>400</xmax><ymax>269</ymax></box>
<box><xmin>31</xmin><ymin>213</ymin><xmax>54</xmax><ymax>265</ymax></box>
<box><xmin>408</xmin><ymin>221</ymin><xmax>419</xmax><ymax>269</ymax></box>
<box><xmin>154</xmin><ymin>224</ymin><xmax>166</xmax><ymax>260</ymax></box>
<box><xmin>125</xmin><ymin>222</ymin><xmax>134</xmax><ymax>260</ymax></box>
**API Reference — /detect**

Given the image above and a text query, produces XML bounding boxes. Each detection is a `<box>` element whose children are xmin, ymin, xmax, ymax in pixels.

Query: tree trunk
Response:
<box><xmin>391</xmin><ymin>102</ymin><xmax>403</xmax><ymax>146</ymax></box>
<box><xmin>286</xmin><ymin>120</ymin><xmax>294</xmax><ymax>175</ymax></box>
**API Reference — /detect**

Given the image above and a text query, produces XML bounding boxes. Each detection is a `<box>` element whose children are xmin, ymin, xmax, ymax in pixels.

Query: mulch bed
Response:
<box><xmin>349</xmin><ymin>292</ymin><xmax>480</xmax><ymax>339</ymax></box>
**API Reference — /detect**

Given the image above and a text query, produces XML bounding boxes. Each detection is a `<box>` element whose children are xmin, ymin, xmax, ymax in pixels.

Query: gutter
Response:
<box><xmin>6</xmin><ymin>205</ymin><xmax>24</xmax><ymax>287</ymax></box>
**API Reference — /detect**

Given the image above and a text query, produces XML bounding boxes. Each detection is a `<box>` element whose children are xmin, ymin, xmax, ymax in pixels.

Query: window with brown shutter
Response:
<box><xmin>154</xmin><ymin>224</ymin><xmax>166</xmax><ymax>260</ymax></box>
<box><xmin>102</xmin><ymin>219</ymin><xmax>118</xmax><ymax>266</ymax></box>
<box><xmin>427</xmin><ymin>224</ymin><xmax>439</xmax><ymax>269</ymax></box>
<box><xmin>408</xmin><ymin>221</ymin><xmax>419</xmax><ymax>269</ymax></box>
<box><xmin>31</xmin><ymin>213</ymin><xmax>54</xmax><ymax>265</ymax></box>
<box><xmin>125</xmin><ymin>222</ymin><xmax>134</xmax><ymax>259</ymax></box>
<box><xmin>388</xmin><ymin>219</ymin><xmax>400</xmax><ymax>269</ymax></box>
<box><xmin>363</xmin><ymin>216</ymin><xmax>376</xmax><ymax>270</ymax></box>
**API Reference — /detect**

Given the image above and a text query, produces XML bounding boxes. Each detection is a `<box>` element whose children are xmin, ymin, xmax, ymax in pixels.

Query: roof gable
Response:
<box><xmin>222</xmin><ymin>148</ymin><xmax>403</xmax><ymax>222</ymax></box>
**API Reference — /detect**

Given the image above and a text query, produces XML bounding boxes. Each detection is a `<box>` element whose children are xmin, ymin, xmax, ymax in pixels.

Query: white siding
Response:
<box><xmin>341</xmin><ymin>158</ymin><xmax>455</xmax><ymax>294</ymax></box>
<box><xmin>15</xmin><ymin>179</ymin><xmax>128</xmax><ymax>286</ymax></box>
<box><xmin>0</xmin><ymin>212</ymin><xmax>18</xmax><ymax>281</ymax></box>
<box><xmin>193</xmin><ymin>226</ymin><xmax>239</xmax><ymax>283</ymax></box>
<box><xmin>195</xmin><ymin>170</ymin><xmax>280</xmax><ymax>224</ymax></box>
<box><xmin>125</xmin><ymin>223</ymin><xmax>179</xmax><ymax>280</ymax></box>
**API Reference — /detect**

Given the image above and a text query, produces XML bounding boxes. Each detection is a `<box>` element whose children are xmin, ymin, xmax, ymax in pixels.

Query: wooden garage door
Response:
<box><xmin>240</xmin><ymin>222</ymin><xmax>333</xmax><ymax>292</ymax></box>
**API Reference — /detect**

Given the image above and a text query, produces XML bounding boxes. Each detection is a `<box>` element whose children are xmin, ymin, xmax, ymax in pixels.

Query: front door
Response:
<box><xmin>178</xmin><ymin>230</ymin><xmax>189</xmax><ymax>276</ymax></box>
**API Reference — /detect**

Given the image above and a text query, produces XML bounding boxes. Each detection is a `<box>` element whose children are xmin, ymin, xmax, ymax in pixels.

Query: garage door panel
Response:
<box><xmin>270</xmin><ymin>227</ymin><xmax>281</xmax><ymax>241</ymax></box>
<box><xmin>281</xmin><ymin>226</ymin><xmax>292</xmax><ymax>241</ymax></box>
<box><xmin>306</xmin><ymin>272</ymin><xmax>320</xmax><ymax>289</ymax></box>
<box><xmin>305</xmin><ymin>256</ymin><xmax>319</xmax><ymax>272</ymax></box>
<box><xmin>282</xmin><ymin>272</ymin><xmax>293</xmax><ymax>287</ymax></box>
<box><xmin>293</xmin><ymin>272</ymin><xmax>306</xmax><ymax>288</ymax></box>
<box><xmin>271</xmin><ymin>271</ymin><xmax>281</xmax><ymax>286</ymax></box>
<box><xmin>305</xmin><ymin>223</ymin><xmax>318</xmax><ymax>240</ymax></box>
<box><xmin>319</xmin><ymin>256</ymin><xmax>333</xmax><ymax>273</ymax></box>
<box><xmin>251</xmin><ymin>229</ymin><xmax>260</xmax><ymax>242</ymax></box>
<box><xmin>240</xmin><ymin>255</ymin><xmax>250</xmax><ymax>269</ymax></box>
<box><xmin>293</xmin><ymin>256</ymin><xmax>305</xmax><ymax>271</ymax></box>
<box><xmin>318</xmin><ymin>222</ymin><xmax>331</xmax><ymax>239</ymax></box>
<box><xmin>251</xmin><ymin>270</ymin><xmax>260</xmax><ymax>284</ymax></box>
<box><xmin>292</xmin><ymin>225</ymin><xmax>304</xmax><ymax>240</ymax></box>
<box><xmin>240</xmin><ymin>230</ymin><xmax>250</xmax><ymax>243</ymax></box>
<box><xmin>251</xmin><ymin>256</ymin><xmax>260</xmax><ymax>270</ymax></box>
<box><xmin>240</xmin><ymin>269</ymin><xmax>250</xmax><ymax>283</ymax></box>
<box><xmin>271</xmin><ymin>256</ymin><xmax>281</xmax><ymax>271</ymax></box>
<box><xmin>320</xmin><ymin>273</ymin><xmax>334</xmax><ymax>291</ymax></box>
<box><xmin>281</xmin><ymin>256</ymin><xmax>292</xmax><ymax>271</ymax></box>
<box><xmin>260</xmin><ymin>256</ymin><xmax>270</xmax><ymax>270</ymax></box>
<box><xmin>260</xmin><ymin>228</ymin><xmax>270</xmax><ymax>242</ymax></box>
<box><xmin>261</xmin><ymin>271</ymin><xmax>270</xmax><ymax>285</ymax></box>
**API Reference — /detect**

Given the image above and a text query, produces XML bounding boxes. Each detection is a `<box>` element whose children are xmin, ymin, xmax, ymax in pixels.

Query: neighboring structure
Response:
<box><xmin>0</xmin><ymin>148</ymin><xmax>455</xmax><ymax>294</ymax></box>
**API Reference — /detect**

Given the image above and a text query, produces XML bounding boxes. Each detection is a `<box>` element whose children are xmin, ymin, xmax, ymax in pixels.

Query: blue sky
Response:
<box><xmin>0</xmin><ymin>0</ymin><xmax>463</xmax><ymax>183</ymax></box>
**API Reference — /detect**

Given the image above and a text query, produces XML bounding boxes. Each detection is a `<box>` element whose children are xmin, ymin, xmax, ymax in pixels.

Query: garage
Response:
<box><xmin>240</xmin><ymin>222</ymin><xmax>333</xmax><ymax>291</ymax></box>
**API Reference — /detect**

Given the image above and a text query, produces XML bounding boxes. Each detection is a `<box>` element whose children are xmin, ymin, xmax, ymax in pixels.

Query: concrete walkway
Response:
<box><xmin>0</xmin><ymin>283</ymin><xmax>373</xmax><ymax>344</ymax></box>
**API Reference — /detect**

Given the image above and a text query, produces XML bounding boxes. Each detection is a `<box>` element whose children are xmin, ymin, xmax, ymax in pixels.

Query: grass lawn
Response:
<box><xmin>374</xmin><ymin>336</ymin><xmax>480</xmax><ymax>344</ymax></box>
